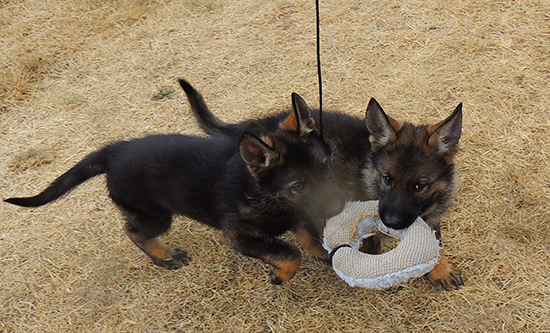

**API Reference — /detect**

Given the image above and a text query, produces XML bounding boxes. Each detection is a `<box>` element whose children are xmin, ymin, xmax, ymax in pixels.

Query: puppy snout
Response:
<box><xmin>326</xmin><ymin>195</ymin><xmax>345</xmax><ymax>217</ymax></box>
<box><xmin>380</xmin><ymin>212</ymin><xmax>416</xmax><ymax>230</ymax></box>
<box><xmin>319</xmin><ymin>187</ymin><xmax>345</xmax><ymax>219</ymax></box>
<box><xmin>380</xmin><ymin>213</ymin><xmax>403</xmax><ymax>229</ymax></box>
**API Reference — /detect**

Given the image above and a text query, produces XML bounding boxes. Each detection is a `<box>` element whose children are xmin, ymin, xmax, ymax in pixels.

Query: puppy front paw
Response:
<box><xmin>426</xmin><ymin>255</ymin><xmax>464</xmax><ymax>290</ymax></box>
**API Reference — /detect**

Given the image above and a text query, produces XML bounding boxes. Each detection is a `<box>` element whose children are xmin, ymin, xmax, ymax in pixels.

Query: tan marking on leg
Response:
<box><xmin>270</xmin><ymin>257</ymin><xmax>303</xmax><ymax>284</ymax></box>
<box><xmin>427</xmin><ymin>252</ymin><xmax>464</xmax><ymax>290</ymax></box>
<box><xmin>293</xmin><ymin>226</ymin><xmax>328</xmax><ymax>260</ymax></box>
<box><xmin>125</xmin><ymin>226</ymin><xmax>173</xmax><ymax>261</ymax></box>
<box><xmin>142</xmin><ymin>238</ymin><xmax>173</xmax><ymax>259</ymax></box>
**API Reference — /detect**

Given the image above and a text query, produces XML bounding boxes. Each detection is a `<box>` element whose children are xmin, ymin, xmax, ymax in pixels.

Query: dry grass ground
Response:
<box><xmin>1</xmin><ymin>0</ymin><xmax>549</xmax><ymax>332</ymax></box>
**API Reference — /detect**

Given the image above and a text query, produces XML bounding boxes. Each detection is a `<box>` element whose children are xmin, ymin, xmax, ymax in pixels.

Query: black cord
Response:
<box><xmin>329</xmin><ymin>244</ymin><xmax>352</xmax><ymax>261</ymax></box>
<box><xmin>315</xmin><ymin>0</ymin><xmax>324</xmax><ymax>141</ymax></box>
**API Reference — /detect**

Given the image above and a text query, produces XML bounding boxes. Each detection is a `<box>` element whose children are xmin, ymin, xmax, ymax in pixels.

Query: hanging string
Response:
<box><xmin>315</xmin><ymin>0</ymin><xmax>324</xmax><ymax>141</ymax></box>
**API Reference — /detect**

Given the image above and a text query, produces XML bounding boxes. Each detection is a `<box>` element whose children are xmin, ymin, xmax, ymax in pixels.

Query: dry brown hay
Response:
<box><xmin>1</xmin><ymin>0</ymin><xmax>549</xmax><ymax>332</ymax></box>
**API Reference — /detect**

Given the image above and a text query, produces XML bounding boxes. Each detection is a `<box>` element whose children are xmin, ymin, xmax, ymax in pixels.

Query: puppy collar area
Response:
<box><xmin>324</xmin><ymin>201</ymin><xmax>441</xmax><ymax>290</ymax></box>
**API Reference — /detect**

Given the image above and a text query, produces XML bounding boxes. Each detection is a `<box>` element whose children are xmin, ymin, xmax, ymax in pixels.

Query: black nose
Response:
<box><xmin>380</xmin><ymin>212</ymin><xmax>416</xmax><ymax>230</ymax></box>
<box><xmin>381</xmin><ymin>213</ymin><xmax>403</xmax><ymax>229</ymax></box>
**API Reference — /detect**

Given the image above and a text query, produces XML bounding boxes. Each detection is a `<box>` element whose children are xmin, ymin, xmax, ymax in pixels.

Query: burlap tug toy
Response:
<box><xmin>323</xmin><ymin>201</ymin><xmax>441</xmax><ymax>289</ymax></box>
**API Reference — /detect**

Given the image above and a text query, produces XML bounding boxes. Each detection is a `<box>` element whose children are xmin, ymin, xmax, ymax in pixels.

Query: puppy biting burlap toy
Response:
<box><xmin>324</xmin><ymin>201</ymin><xmax>441</xmax><ymax>289</ymax></box>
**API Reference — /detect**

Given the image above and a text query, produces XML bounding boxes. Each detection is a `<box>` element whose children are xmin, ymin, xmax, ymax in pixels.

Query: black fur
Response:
<box><xmin>5</xmin><ymin>88</ymin><xmax>345</xmax><ymax>284</ymax></box>
<box><xmin>180</xmin><ymin>79</ymin><xmax>464</xmax><ymax>289</ymax></box>
<box><xmin>179</xmin><ymin>79</ymin><xmax>373</xmax><ymax>202</ymax></box>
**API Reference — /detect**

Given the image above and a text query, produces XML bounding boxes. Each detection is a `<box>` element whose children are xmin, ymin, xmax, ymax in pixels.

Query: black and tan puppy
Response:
<box><xmin>181</xmin><ymin>79</ymin><xmax>463</xmax><ymax>290</ymax></box>
<box><xmin>4</xmin><ymin>89</ymin><xmax>345</xmax><ymax>284</ymax></box>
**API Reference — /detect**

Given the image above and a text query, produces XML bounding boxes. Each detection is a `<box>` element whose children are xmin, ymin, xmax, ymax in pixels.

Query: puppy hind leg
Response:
<box><xmin>122</xmin><ymin>209</ymin><xmax>191</xmax><ymax>269</ymax></box>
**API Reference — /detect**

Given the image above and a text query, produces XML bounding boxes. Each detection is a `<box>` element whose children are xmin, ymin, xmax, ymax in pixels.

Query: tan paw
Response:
<box><xmin>426</xmin><ymin>254</ymin><xmax>464</xmax><ymax>290</ymax></box>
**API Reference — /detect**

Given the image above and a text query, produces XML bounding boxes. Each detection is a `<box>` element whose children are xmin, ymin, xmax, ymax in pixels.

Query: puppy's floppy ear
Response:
<box><xmin>281</xmin><ymin>93</ymin><xmax>316</xmax><ymax>137</ymax></box>
<box><xmin>239</xmin><ymin>132</ymin><xmax>280</xmax><ymax>173</ymax></box>
<box><xmin>365</xmin><ymin>98</ymin><xmax>401</xmax><ymax>151</ymax></box>
<box><xmin>428</xmin><ymin>103</ymin><xmax>463</xmax><ymax>155</ymax></box>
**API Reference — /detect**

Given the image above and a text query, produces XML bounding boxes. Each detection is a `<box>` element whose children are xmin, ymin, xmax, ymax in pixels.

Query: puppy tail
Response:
<box><xmin>4</xmin><ymin>149</ymin><xmax>108</xmax><ymax>207</ymax></box>
<box><xmin>178</xmin><ymin>78</ymin><xmax>235</xmax><ymax>136</ymax></box>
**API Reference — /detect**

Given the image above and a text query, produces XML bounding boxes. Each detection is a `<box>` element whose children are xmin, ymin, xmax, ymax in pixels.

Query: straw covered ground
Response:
<box><xmin>1</xmin><ymin>0</ymin><xmax>549</xmax><ymax>332</ymax></box>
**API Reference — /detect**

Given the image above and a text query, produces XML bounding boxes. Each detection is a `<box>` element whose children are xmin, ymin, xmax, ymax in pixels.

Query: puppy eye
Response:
<box><xmin>414</xmin><ymin>183</ymin><xmax>427</xmax><ymax>192</ymax></box>
<box><xmin>382</xmin><ymin>175</ymin><xmax>393</xmax><ymax>186</ymax></box>
<box><xmin>291</xmin><ymin>182</ymin><xmax>306</xmax><ymax>193</ymax></box>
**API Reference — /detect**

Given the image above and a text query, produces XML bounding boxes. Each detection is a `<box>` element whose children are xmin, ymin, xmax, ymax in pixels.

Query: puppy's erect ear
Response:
<box><xmin>365</xmin><ymin>98</ymin><xmax>401</xmax><ymax>151</ymax></box>
<box><xmin>428</xmin><ymin>103</ymin><xmax>463</xmax><ymax>156</ymax></box>
<box><xmin>239</xmin><ymin>132</ymin><xmax>281</xmax><ymax>174</ymax></box>
<box><xmin>280</xmin><ymin>93</ymin><xmax>316</xmax><ymax>137</ymax></box>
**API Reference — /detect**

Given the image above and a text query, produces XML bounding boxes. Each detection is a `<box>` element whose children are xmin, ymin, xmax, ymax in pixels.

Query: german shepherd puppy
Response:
<box><xmin>180</xmin><ymin>79</ymin><xmax>464</xmax><ymax>290</ymax></box>
<box><xmin>4</xmin><ymin>90</ymin><xmax>345</xmax><ymax>285</ymax></box>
